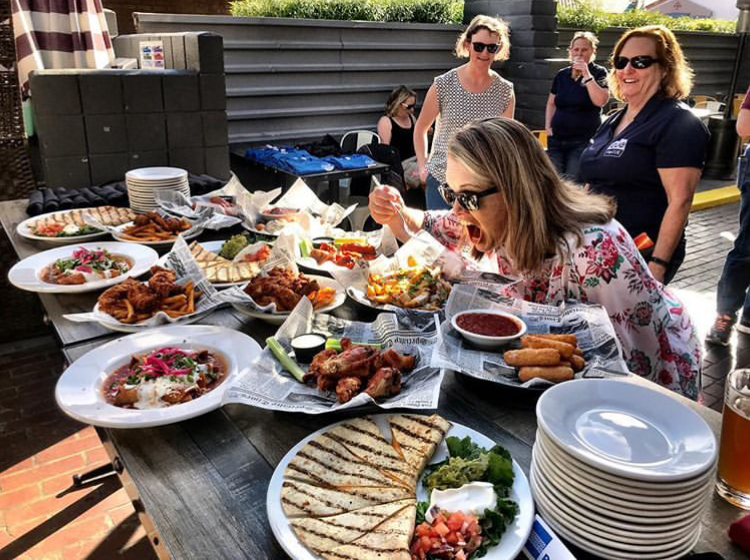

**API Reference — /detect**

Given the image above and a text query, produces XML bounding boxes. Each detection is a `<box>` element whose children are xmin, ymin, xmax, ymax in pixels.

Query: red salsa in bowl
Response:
<box><xmin>456</xmin><ymin>312</ymin><xmax>521</xmax><ymax>337</ymax></box>
<box><xmin>451</xmin><ymin>310</ymin><xmax>527</xmax><ymax>350</ymax></box>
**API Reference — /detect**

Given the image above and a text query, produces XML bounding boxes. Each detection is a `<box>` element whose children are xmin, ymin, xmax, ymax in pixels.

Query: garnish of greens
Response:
<box><xmin>417</xmin><ymin>436</ymin><xmax>519</xmax><ymax>559</ymax></box>
<box><xmin>219</xmin><ymin>234</ymin><xmax>249</xmax><ymax>259</ymax></box>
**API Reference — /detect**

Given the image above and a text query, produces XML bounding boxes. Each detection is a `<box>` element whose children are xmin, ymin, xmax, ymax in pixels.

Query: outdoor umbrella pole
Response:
<box><xmin>724</xmin><ymin>31</ymin><xmax>747</xmax><ymax>120</ymax></box>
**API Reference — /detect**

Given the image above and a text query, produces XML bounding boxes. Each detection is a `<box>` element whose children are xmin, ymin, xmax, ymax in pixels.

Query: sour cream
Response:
<box><xmin>62</xmin><ymin>223</ymin><xmax>82</xmax><ymax>235</ymax></box>
<box><xmin>425</xmin><ymin>481</ymin><xmax>498</xmax><ymax>523</ymax></box>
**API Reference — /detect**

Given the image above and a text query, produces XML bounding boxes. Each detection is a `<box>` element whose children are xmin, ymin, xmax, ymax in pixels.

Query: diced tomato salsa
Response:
<box><xmin>411</xmin><ymin>511</ymin><xmax>482</xmax><ymax>560</ymax></box>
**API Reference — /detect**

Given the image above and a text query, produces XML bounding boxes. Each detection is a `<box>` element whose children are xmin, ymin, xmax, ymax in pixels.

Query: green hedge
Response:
<box><xmin>229</xmin><ymin>0</ymin><xmax>464</xmax><ymax>24</ymax></box>
<box><xmin>558</xmin><ymin>0</ymin><xmax>735</xmax><ymax>34</ymax></box>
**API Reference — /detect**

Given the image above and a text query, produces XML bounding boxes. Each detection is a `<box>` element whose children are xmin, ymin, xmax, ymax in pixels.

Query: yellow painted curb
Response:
<box><xmin>691</xmin><ymin>185</ymin><xmax>740</xmax><ymax>212</ymax></box>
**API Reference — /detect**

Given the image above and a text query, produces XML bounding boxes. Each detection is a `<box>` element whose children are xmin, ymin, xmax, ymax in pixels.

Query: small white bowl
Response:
<box><xmin>451</xmin><ymin>309</ymin><xmax>527</xmax><ymax>350</ymax></box>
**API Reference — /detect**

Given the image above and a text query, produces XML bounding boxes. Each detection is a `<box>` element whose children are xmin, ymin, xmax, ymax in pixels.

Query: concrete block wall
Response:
<box><xmin>29</xmin><ymin>32</ymin><xmax>229</xmax><ymax>189</ymax></box>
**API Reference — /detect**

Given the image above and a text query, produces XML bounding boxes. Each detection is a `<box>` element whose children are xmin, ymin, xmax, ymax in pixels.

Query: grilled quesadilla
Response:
<box><xmin>390</xmin><ymin>414</ymin><xmax>451</xmax><ymax>472</ymax></box>
<box><xmin>320</xmin><ymin>504</ymin><xmax>415</xmax><ymax>560</ymax></box>
<box><xmin>290</xmin><ymin>499</ymin><xmax>414</xmax><ymax>556</ymax></box>
<box><xmin>281</xmin><ymin>479</ymin><xmax>412</xmax><ymax>518</ymax></box>
<box><xmin>189</xmin><ymin>241</ymin><xmax>262</xmax><ymax>284</ymax></box>
<box><xmin>28</xmin><ymin>206</ymin><xmax>135</xmax><ymax>229</ymax></box>
<box><xmin>325</xmin><ymin>417</ymin><xmax>419</xmax><ymax>490</ymax></box>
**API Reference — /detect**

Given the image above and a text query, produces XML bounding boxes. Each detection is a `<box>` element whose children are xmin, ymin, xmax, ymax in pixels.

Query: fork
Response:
<box><xmin>372</xmin><ymin>176</ymin><xmax>421</xmax><ymax>237</ymax></box>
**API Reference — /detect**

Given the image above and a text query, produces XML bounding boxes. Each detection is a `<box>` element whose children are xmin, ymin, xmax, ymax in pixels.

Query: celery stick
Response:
<box><xmin>266</xmin><ymin>337</ymin><xmax>305</xmax><ymax>383</ymax></box>
<box><xmin>325</xmin><ymin>338</ymin><xmax>383</xmax><ymax>351</ymax></box>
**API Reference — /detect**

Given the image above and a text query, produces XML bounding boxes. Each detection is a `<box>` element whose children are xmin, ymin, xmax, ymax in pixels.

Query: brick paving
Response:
<box><xmin>0</xmin><ymin>202</ymin><xmax>745</xmax><ymax>558</ymax></box>
<box><xmin>0</xmin><ymin>337</ymin><xmax>156</xmax><ymax>560</ymax></box>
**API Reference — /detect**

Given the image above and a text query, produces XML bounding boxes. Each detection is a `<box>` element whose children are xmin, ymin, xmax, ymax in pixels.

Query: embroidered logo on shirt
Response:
<box><xmin>604</xmin><ymin>139</ymin><xmax>628</xmax><ymax>158</ymax></box>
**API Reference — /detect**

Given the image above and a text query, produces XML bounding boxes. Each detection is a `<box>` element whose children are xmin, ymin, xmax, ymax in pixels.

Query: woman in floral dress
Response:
<box><xmin>369</xmin><ymin>117</ymin><xmax>701</xmax><ymax>400</ymax></box>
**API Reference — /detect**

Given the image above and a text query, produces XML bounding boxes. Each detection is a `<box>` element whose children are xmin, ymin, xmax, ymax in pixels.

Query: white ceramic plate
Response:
<box><xmin>111</xmin><ymin>222</ymin><xmax>201</xmax><ymax>248</ymax></box>
<box><xmin>533</xmin><ymin>440</ymin><xmax>712</xmax><ymax>512</ymax></box>
<box><xmin>531</xmin><ymin>461</ymin><xmax>701</xmax><ymax>547</ymax></box>
<box><xmin>266</xmin><ymin>416</ymin><xmax>535</xmax><ymax>560</ymax></box>
<box><xmin>17</xmin><ymin>209</ymin><xmax>109</xmax><ymax>245</ymax></box>
<box><xmin>536</xmin><ymin>426</ymin><xmax>714</xmax><ymax>494</ymax></box>
<box><xmin>55</xmin><ymin>325</ymin><xmax>261</xmax><ymax>428</ymax></box>
<box><xmin>347</xmin><ymin>286</ymin><xmax>445</xmax><ymax>315</ymax></box>
<box><xmin>536</xmin><ymin>379</ymin><xmax>717</xmax><ymax>482</ymax></box>
<box><xmin>536</xmin><ymin>430</ymin><xmax>714</xmax><ymax>499</ymax></box>
<box><xmin>126</xmin><ymin>167</ymin><xmax>187</xmax><ymax>182</ymax></box>
<box><xmin>8</xmin><ymin>242</ymin><xmax>159</xmax><ymax>294</ymax></box>
<box><xmin>91</xmin><ymin>302</ymin><xmax>213</xmax><ymax>333</ymax></box>
<box><xmin>232</xmin><ymin>275</ymin><xmax>346</xmax><ymax>325</ymax></box>
<box><xmin>532</xmin><ymin>473</ymin><xmax>702</xmax><ymax>560</ymax></box>
<box><xmin>530</xmin><ymin>460</ymin><xmax>704</xmax><ymax>531</ymax></box>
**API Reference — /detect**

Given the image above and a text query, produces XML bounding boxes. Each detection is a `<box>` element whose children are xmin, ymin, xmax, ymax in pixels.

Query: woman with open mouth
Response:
<box><xmin>369</xmin><ymin>117</ymin><xmax>701</xmax><ymax>401</ymax></box>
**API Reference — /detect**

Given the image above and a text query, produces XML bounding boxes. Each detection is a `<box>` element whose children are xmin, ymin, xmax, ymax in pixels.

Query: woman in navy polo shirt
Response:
<box><xmin>545</xmin><ymin>31</ymin><xmax>609</xmax><ymax>179</ymax></box>
<box><xmin>579</xmin><ymin>25</ymin><xmax>709</xmax><ymax>284</ymax></box>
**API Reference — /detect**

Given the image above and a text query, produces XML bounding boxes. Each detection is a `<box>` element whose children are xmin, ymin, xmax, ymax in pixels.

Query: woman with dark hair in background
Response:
<box><xmin>414</xmin><ymin>14</ymin><xmax>515</xmax><ymax>210</ymax></box>
<box><xmin>545</xmin><ymin>31</ymin><xmax>609</xmax><ymax>179</ymax></box>
<box><xmin>377</xmin><ymin>86</ymin><xmax>420</xmax><ymax>190</ymax></box>
<box><xmin>578</xmin><ymin>25</ymin><xmax>709</xmax><ymax>285</ymax></box>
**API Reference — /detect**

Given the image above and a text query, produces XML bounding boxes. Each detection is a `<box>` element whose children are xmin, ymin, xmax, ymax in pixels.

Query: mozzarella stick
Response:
<box><xmin>534</xmin><ymin>333</ymin><xmax>578</xmax><ymax>346</ymax></box>
<box><xmin>521</xmin><ymin>335</ymin><xmax>575</xmax><ymax>359</ymax></box>
<box><xmin>570</xmin><ymin>354</ymin><xmax>586</xmax><ymax>372</ymax></box>
<box><xmin>574</xmin><ymin>347</ymin><xmax>583</xmax><ymax>356</ymax></box>
<box><xmin>504</xmin><ymin>348</ymin><xmax>560</xmax><ymax>367</ymax></box>
<box><xmin>519</xmin><ymin>366</ymin><xmax>574</xmax><ymax>383</ymax></box>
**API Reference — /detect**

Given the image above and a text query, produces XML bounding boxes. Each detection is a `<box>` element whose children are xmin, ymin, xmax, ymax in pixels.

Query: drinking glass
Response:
<box><xmin>716</xmin><ymin>369</ymin><xmax>750</xmax><ymax>509</ymax></box>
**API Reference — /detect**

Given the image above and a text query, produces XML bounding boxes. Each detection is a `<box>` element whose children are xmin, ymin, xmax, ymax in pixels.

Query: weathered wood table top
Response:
<box><xmin>1</xmin><ymin>199</ymin><xmax>746</xmax><ymax>560</ymax></box>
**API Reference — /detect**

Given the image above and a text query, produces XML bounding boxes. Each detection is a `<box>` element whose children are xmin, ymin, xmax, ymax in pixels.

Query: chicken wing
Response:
<box><xmin>365</xmin><ymin>367</ymin><xmax>402</xmax><ymax>399</ymax></box>
<box><xmin>335</xmin><ymin>377</ymin><xmax>362</xmax><ymax>403</ymax></box>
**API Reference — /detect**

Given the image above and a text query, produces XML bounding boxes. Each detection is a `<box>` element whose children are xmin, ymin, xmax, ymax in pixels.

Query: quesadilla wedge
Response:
<box><xmin>325</xmin><ymin>417</ymin><xmax>418</xmax><ymax>490</ymax></box>
<box><xmin>389</xmin><ymin>414</ymin><xmax>451</xmax><ymax>472</ymax></box>
<box><xmin>290</xmin><ymin>498</ymin><xmax>414</xmax><ymax>555</ymax></box>
<box><xmin>320</xmin><ymin>503</ymin><xmax>415</xmax><ymax>560</ymax></box>
<box><xmin>284</xmin><ymin>433</ymin><xmax>396</xmax><ymax>488</ymax></box>
<box><xmin>281</xmin><ymin>479</ymin><xmax>412</xmax><ymax>518</ymax></box>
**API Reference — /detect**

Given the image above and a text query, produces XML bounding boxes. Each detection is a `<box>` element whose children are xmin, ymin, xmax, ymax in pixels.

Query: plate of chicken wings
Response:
<box><xmin>303</xmin><ymin>338</ymin><xmax>418</xmax><ymax>404</ymax></box>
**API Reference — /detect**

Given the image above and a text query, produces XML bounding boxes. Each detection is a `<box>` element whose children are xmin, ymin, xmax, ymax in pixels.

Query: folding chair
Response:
<box><xmin>340</xmin><ymin>130</ymin><xmax>380</xmax><ymax>154</ymax></box>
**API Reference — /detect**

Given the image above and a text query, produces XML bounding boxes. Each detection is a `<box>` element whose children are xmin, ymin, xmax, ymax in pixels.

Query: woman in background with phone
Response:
<box><xmin>544</xmin><ymin>31</ymin><xmax>609</xmax><ymax>180</ymax></box>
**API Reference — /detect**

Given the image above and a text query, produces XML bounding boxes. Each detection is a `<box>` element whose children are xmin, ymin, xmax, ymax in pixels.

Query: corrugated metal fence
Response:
<box><xmin>136</xmin><ymin>13</ymin><xmax>463</xmax><ymax>147</ymax></box>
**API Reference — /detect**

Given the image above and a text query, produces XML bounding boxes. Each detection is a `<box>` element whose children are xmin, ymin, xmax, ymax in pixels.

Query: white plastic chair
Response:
<box><xmin>340</xmin><ymin>130</ymin><xmax>380</xmax><ymax>154</ymax></box>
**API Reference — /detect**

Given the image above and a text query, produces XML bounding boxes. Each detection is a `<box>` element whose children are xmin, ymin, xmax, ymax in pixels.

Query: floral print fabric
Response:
<box><xmin>424</xmin><ymin>212</ymin><xmax>701</xmax><ymax>400</ymax></box>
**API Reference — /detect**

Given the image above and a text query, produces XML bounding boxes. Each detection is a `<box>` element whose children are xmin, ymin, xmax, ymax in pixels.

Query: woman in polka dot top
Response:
<box><xmin>414</xmin><ymin>14</ymin><xmax>515</xmax><ymax>210</ymax></box>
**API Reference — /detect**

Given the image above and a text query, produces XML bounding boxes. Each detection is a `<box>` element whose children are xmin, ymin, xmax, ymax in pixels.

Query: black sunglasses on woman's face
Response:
<box><xmin>471</xmin><ymin>42</ymin><xmax>500</xmax><ymax>54</ymax></box>
<box><xmin>438</xmin><ymin>183</ymin><xmax>498</xmax><ymax>211</ymax></box>
<box><xmin>614</xmin><ymin>55</ymin><xmax>658</xmax><ymax>70</ymax></box>
<box><xmin>402</xmin><ymin>103</ymin><xmax>416</xmax><ymax>110</ymax></box>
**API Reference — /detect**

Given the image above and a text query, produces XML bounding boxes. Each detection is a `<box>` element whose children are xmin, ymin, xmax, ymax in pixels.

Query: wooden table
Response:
<box><xmin>1</xmin><ymin>199</ymin><xmax>746</xmax><ymax>560</ymax></box>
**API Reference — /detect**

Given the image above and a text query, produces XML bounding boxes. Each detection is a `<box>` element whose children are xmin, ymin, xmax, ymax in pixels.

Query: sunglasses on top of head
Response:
<box><xmin>614</xmin><ymin>55</ymin><xmax>658</xmax><ymax>70</ymax></box>
<box><xmin>438</xmin><ymin>183</ymin><xmax>498</xmax><ymax>211</ymax></box>
<box><xmin>471</xmin><ymin>42</ymin><xmax>500</xmax><ymax>54</ymax></box>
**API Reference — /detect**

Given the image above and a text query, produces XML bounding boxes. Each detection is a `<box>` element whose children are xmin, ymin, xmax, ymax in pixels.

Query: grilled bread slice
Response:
<box><xmin>281</xmin><ymin>479</ymin><xmax>412</xmax><ymax>518</ymax></box>
<box><xmin>189</xmin><ymin>241</ymin><xmax>261</xmax><ymax>284</ymax></box>
<box><xmin>284</xmin><ymin>433</ymin><xmax>395</xmax><ymax>488</ymax></box>
<box><xmin>389</xmin><ymin>414</ymin><xmax>452</xmax><ymax>472</ymax></box>
<box><xmin>290</xmin><ymin>499</ymin><xmax>414</xmax><ymax>556</ymax></box>
<box><xmin>320</xmin><ymin>503</ymin><xmax>415</xmax><ymax>560</ymax></box>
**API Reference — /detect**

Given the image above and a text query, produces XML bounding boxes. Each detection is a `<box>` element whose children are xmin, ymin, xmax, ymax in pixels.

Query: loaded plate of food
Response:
<box><xmin>297</xmin><ymin>236</ymin><xmax>379</xmax><ymax>273</ymax></box>
<box><xmin>347</xmin><ymin>256</ymin><xmax>452</xmax><ymax>313</ymax></box>
<box><xmin>17</xmin><ymin>206</ymin><xmax>136</xmax><ymax>244</ymax></box>
<box><xmin>93</xmin><ymin>266</ymin><xmax>206</xmax><ymax>331</ymax></box>
<box><xmin>8</xmin><ymin>242</ymin><xmax>158</xmax><ymax>294</ymax></box>
<box><xmin>231</xmin><ymin>266</ymin><xmax>346</xmax><ymax>325</ymax></box>
<box><xmin>168</xmin><ymin>238</ymin><xmax>270</xmax><ymax>287</ymax></box>
<box><xmin>266</xmin><ymin>414</ymin><xmax>534</xmax><ymax>560</ymax></box>
<box><xmin>259</xmin><ymin>206</ymin><xmax>301</xmax><ymax>221</ymax></box>
<box><xmin>55</xmin><ymin>325</ymin><xmax>261</xmax><ymax>428</ymax></box>
<box><xmin>112</xmin><ymin>212</ymin><xmax>199</xmax><ymax>246</ymax></box>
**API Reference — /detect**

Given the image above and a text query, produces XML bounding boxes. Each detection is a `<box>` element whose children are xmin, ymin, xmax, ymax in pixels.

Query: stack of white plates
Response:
<box><xmin>532</xmin><ymin>379</ymin><xmax>717</xmax><ymax>560</ymax></box>
<box><xmin>126</xmin><ymin>167</ymin><xmax>189</xmax><ymax>213</ymax></box>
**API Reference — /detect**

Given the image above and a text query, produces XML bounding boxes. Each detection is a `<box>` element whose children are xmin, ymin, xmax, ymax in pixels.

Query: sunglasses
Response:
<box><xmin>402</xmin><ymin>103</ymin><xmax>416</xmax><ymax>110</ymax></box>
<box><xmin>614</xmin><ymin>55</ymin><xmax>658</xmax><ymax>70</ymax></box>
<box><xmin>438</xmin><ymin>183</ymin><xmax>497</xmax><ymax>211</ymax></box>
<box><xmin>471</xmin><ymin>42</ymin><xmax>500</xmax><ymax>54</ymax></box>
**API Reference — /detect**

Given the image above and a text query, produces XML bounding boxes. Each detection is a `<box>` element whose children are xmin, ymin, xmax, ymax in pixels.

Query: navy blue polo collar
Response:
<box><xmin>608</xmin><ymin>92</ymin><xmax>668</xmax><ymax>133</ymax></box>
